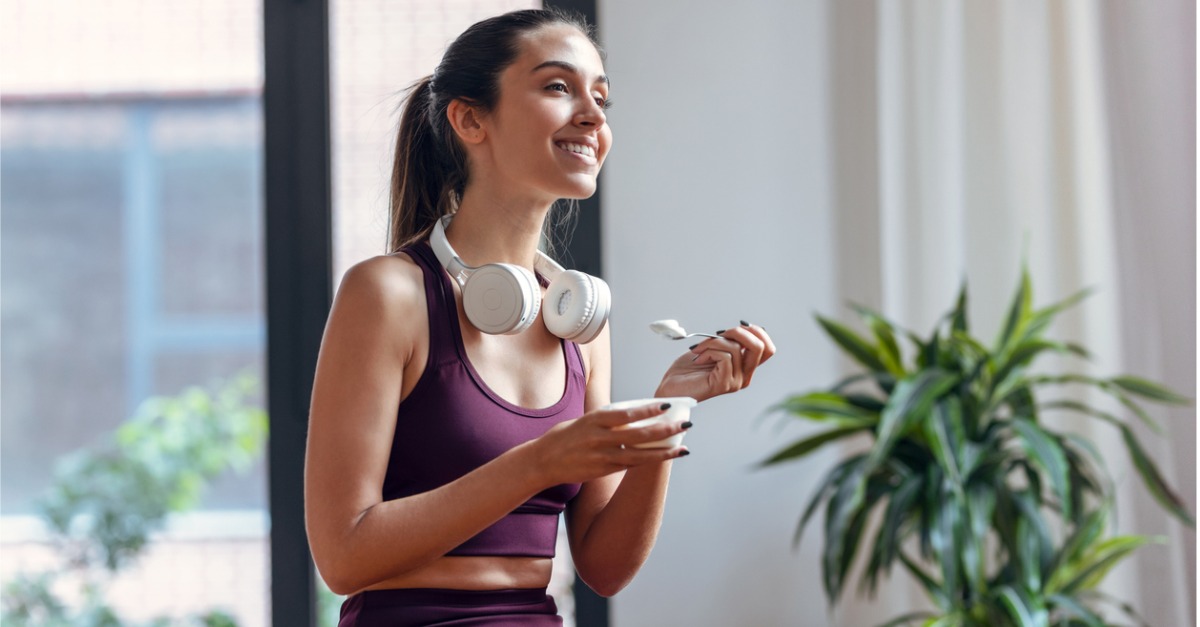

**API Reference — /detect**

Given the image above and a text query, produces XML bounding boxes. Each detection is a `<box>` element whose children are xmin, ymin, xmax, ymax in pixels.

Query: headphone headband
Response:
<box><xmin>429</xmin><ymin>213</ymin><xmax>610</xmax><ymax>342</ymax></box>
<box><xmin>431</xmin><ymin>214</ymin><xmax>565</xmax><ymax>284</ymax></box>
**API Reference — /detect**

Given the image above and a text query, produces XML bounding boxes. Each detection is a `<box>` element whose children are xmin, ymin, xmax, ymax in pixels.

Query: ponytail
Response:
<box><xmin>387</xmin><ymin>76</ymin><xmax>467</xmax><ymax>253</ymax></box>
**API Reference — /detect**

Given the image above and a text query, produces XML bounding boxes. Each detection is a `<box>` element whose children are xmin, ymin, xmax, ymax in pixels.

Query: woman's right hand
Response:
<box><xmin>526</xmin><ymin>402</ymin><xmax>691</xmax><ymax>486</ymax></box>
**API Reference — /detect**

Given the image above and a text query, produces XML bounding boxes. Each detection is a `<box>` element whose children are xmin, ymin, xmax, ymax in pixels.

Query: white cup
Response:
<box><xmin>605</xmin><ymin>397</ymin><xmax>697</xmax><ymax>449</ymax></box>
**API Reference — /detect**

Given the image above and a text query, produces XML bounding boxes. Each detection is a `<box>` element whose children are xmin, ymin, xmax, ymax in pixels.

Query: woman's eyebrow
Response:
<box><xmin>531</xmin><ymin>60</ymin><xmax>609</xmax><ymax>86</ymax></box>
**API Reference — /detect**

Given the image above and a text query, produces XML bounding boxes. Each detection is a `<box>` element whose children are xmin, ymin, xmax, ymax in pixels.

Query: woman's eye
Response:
<box><xmin>595</xmin><ymin>97</ymin><xmax>613</xmax><ymax>110</ymax></box>
<box><xmin>547</xmin><ymin>83</ymin><xmax>569</xmax><ymax>93</ymax></box>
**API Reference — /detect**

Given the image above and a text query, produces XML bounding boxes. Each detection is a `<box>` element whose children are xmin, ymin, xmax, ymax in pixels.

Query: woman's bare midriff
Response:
<box><xmin>359</xmin><ymin>556</ymin><xmax>553</xmax><ymax>593</ymax></box>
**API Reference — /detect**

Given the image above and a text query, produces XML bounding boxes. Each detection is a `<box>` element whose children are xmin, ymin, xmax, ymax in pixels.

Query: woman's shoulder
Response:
<box><xmin>334</xmin><ymin>251</ymin><xmax>427</xmax><ymax>316</ymax></box>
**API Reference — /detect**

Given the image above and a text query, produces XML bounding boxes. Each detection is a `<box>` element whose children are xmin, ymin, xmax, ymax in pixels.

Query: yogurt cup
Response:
<box><xmin>605</xmin><ymin>396</ymin><xmax>697</xmax><ymax>449</ymax></box>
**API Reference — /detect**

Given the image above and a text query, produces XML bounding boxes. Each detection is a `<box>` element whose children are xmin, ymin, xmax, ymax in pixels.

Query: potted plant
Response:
<box><xmin>761</xmin><ymin>269</ymin><xmax>1192</xmax><ymax>626</ymax></box>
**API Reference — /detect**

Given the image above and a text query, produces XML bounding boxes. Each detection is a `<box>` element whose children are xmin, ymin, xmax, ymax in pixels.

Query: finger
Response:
<box><xmin>593</xmin><ymin>401</ymin><xmax>670</xmax><ymax>428</ymax></box>
<box><xmin>701</xmin><ymin>348</ymin><xmax>741</xmax><ymax>393</ymax></box>
<box><xmin>614</xmin><ymin>445</ymin><xmax>691</xmax><ymax>467</ymax></box>
<box><xmin>720</xmin><ymin>326</ymin><xmax>766</xmax><ymax>386</ymax></box>
<box><xmin>739</xmin><ymin>321</ymin><xmax>777</xmax><ymax>363</ymax></box>
<box><xmin>617</xmin><ymin>418</ymin><xmax>691</xmax><ymax>446</ymax></box>
<box><xmin>688</xmin><ymin>336</ymin><xmax>742</xmax><ymax>355</ymax></box>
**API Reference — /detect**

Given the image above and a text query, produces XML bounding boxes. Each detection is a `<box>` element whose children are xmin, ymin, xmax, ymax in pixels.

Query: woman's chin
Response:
<box><xmin>555</xmin><ymin>177</ymin><xmax>599</xmax><ymax>200</ymax></box>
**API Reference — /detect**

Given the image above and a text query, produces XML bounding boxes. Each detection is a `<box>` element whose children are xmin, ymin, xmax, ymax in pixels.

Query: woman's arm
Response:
<box><xmin>304</xmin><ymin>256</ymin><xmax>549</xmax><ymax>595</ymax></box>
<box><xmin>305</xmin><ymin>259</ymin><xmax>685</xmax><ymax>595</ymax></box>
<box><xmin>565</xmin><ymin>327</ymin><xmax>679</xmax><ymax>597</ymax></box>
<box><xmin>565</xmin><ymin>323</ymin><xmax>776</xmax><ymax>596</ymax></box>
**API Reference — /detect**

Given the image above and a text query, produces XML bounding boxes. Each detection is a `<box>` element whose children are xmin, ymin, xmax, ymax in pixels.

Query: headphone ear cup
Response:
<box><xmin>462</xmin><ymin>263</ymin><xmax>541</xmax><ymax>335</ymax></box>
<box><xmin>543</xmin><ymin>270</ymin><xmax>610</xmax><ymax>343</ymax></box>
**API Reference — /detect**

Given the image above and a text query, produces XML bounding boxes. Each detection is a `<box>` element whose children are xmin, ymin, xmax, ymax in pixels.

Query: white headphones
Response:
<box><xmin>429</xmin><ymin>215</ymin><xmax>611</xmax><ymax>344</ymax></box>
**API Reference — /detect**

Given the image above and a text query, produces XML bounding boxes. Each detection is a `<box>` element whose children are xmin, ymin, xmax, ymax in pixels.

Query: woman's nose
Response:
<box><xmin>574</xmin><ymin>100</ymin><xmax>606</xmax><ymax>128</ymax></box>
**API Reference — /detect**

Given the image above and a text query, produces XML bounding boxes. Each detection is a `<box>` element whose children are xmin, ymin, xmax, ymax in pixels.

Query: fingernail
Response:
<box><xmin>677</xmin><ymin>449</ymin><xmax>691</xmax><ymax>457</ymax></box>
<box><xmin>659</xmin><ymin>403</ymin><xmax>671</xmax><ymax>410</ymax></box>
<box><xmin>740</xmin><ymin>320</ymin><xmax>750</xmax><ymax>327</ymax></box>
<box><xmin>716</xmin><ymin>330</ymin><xmax>725</xmax><ymax>335</ymax></box>
<box><xmin>689</xmin><ymin>343</ymin><xmax>699</xmax><ymax>350</ymax></box>
<box><xmin>681</xmin><ymin>421</ymin><xmax>694</xmax><ymax>430</ymax></box>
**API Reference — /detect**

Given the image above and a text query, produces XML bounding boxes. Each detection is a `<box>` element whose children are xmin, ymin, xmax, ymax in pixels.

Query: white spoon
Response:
<box><xmin>649</xmin><ymin>319</ymin><xmax>722</xmax><ymax>341</ymax></box>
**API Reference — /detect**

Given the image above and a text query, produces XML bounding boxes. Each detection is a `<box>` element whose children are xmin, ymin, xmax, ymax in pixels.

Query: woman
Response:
<box><xmin>305</xmin><ymin>9</ymin><xmax>776</xmax><ymax>625</ymax></box>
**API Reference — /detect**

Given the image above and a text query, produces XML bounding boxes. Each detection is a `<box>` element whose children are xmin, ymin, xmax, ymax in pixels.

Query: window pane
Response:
<box><xmin>1</xmin><ymin>2</ymin><xmax>268</xmax><ymax>625</ymax></box>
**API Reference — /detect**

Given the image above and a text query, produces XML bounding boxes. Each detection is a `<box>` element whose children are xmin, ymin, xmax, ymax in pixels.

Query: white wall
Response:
<box><xmin>598</xmin><ymin>1</ymin><xmax>1195</xmax><ymax>626</ymax></box>
<box><xmin>600</xmin><ymin>1</ymin><xmax>849</xmax><ymax>624</ymax></box>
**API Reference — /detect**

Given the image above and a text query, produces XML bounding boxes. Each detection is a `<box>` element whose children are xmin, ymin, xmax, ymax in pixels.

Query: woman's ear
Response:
<box><xmin>446</xmin><ymin>99</ymin><xmax>486</xmax><ymax>145</ymax></box>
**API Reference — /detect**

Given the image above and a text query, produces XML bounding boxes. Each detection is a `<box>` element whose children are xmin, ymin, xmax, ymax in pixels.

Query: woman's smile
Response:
<box><xmin>554</xmin><ymin>140</ymin><xmax>598</xmax><ymax>164</ymax></box>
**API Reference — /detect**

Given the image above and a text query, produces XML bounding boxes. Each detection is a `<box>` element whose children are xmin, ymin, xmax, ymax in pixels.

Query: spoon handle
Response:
<box><xmin>678</xmin><ymin>332</ymin><xmax>722</xmax><ymax>340</ymax></box>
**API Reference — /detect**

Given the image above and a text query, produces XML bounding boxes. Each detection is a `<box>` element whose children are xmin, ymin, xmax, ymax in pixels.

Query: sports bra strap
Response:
<box><xmin>403</xmin><ymin>242</ymin><xmax>461</xmax><ymax>367</ymax></box>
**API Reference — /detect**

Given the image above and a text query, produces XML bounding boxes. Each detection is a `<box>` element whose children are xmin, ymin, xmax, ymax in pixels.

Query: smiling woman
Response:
<box><xmin>305</xmin><ymin>8</ymin><xmax>776</xmax><ymax>626</ymax></box>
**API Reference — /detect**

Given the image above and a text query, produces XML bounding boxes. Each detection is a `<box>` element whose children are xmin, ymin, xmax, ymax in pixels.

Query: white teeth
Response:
<box><xmin>557</xmin><ymin>142</ymin><xmax>595</xmax><ymax>158</ymax></box>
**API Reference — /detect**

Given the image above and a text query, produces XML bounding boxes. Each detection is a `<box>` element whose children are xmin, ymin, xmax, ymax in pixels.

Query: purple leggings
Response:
<box><xmin>338</xmin><ymin>587</ymin><xmax>562</xmax><ymax>626</ymax></box>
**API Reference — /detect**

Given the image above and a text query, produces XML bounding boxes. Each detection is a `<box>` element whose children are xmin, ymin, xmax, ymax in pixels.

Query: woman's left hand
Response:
<box><xmin>655</xmin><ymin>322</ymin><xmax>776</xmax><ymax>402</ymax></box>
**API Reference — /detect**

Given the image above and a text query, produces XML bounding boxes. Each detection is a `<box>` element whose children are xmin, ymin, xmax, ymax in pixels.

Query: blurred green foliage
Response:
<box><xmin>2</xmin><ymin>371</ymin><xmax>267</xmax><ymax>626</ymax></box>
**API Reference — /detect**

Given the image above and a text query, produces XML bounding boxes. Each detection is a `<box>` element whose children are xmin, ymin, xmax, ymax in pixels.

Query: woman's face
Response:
<box><xmin>480</xmin><ymin>25</ymin><xmax>612</xmax><ymax>202</ymax></box>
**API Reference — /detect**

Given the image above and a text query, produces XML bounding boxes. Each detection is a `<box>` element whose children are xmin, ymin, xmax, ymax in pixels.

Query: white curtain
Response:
<box><xmin>830</xmin><ymin>0</ymin><xmax>1194</xmax><ymax>624</ymax></box>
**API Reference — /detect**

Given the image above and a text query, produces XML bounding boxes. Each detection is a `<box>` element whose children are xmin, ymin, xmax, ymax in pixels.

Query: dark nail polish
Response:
<box><xmin>681</xmin><ymin>421</ymin><xmax>694</xmax><ymax>430</ymax></box>
<box><xmin>740</xmin><ymin>320</ymin><xmax>750</xmax><ymax>327</ymax></box>
<box><xmin>659</xmin><ymin>403</ymin><xmax>671</xmax><ymax>410</ymax></box>
<box><xmin>716</xmin><ymin>330</ymin><xmax>725</xmax><ymax>335</ymax></box>
<box><xmin>689</xmin><ymin>343</ymin><xmax>699</xmax><ymax>350</ymax></box>
<box><xmin>677</xmin><ymin>449</ymin><xmax>691</xmax><ymax>457</ymax></box>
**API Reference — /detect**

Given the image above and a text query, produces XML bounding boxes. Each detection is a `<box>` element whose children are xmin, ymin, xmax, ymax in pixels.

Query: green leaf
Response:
<box><xmin>874</xmin><ymin>612</ymin><xmax>937</xmax><ymax>627</ymax></box>
<box><xmin>851</xmin><ymin>303</ymin><xmax>908</xmax><ymax>376</ymax></box>
<box><xmin>993</xmin><ymin>340</ymin><xmax>1088</xmax><ymax>396</ymax></box>
<box><xmin>1021</xmin><ymin>287</ymin><xmax>1094</xmax><ymax>342</ymax></box>
<box><xmin>926</xmin><ymin>398</ymin><xmax>966</xmax><ymax>483</ymax></box>
<box><xmin>794</xmin><ymin>454</ymin><xmax>868</xmax><ymax>548</ymax></box>
<box><xmin>771</xmin><ymin>392</ymin><xmax>878</xmax><ymax>425</ymax></box>
<box><xmin>1010</xmin><ymin>489</ymin><xmax>1055</xmax><ymax>586</ymax></box>
<box><xmin>1077</xmin><ymin>589</ymin><xmax>1153</xmax><ymax>627</ymax></box>
<box><xmin>995</xmin><ymin>268</ymin><xmax>1033</xmax><ymax>357</ymax></box>
<box><xmin>1012</xmin><ymin>418</ymin><xmax>1072</xmax><ymax>522</ymax></box>
<box><xmin>1031</xmin><ymin>375</ymin><xmax>1166</xmax><ymax>434</ymax></box>
<box><xmin>951</xmin><ymin>281</ymin><xmax>969</xmax><ymax>333</ymax></box>
<box><xmin>1109</xmin><ymin>390</ymin><xmax>1165</xmax><ymax>436</ymax></box>
<box><xmin>865</xmin><ymin>470</ymin><xmax>925</xmax><ymax>593</ymax></box>
<box><xmin>817</xmin><ymin>314</ymin><xmax>890</xmax><ymax>373</ymax></box>
<box><xmin>1046</xmin><ymin>593</ymin><xmax>1104</xmax><ymax>627</ymax></box>
<box><xmin>836</xmin><ymin>475</ymin><xmax>892</xmax><ymax>601</ymax></box>
<box><xmin>1116</xmin><ymin>423</ymin><xmax>1195</xmax><ymax>527</ymax></box>
<box><xmin>759</xmin><ymin>426</ymin><xmax>867</xmax><ymax>467</ymax></box>
<box><xmin>1047</xmin><ymin>508</ymin><xmax>1108</xmax><ymax>593</ymax></box>
<box><xmin>995</xmin><ymin>585</ymin><xmax>1049</xmax><ymax>627</ymax></box>
<box><xmin>1016</xmin><ymin>515</ymin><xmax>1043</xmax><ymax>592</ymax></box>
<box><xmin>920</xmin><ymin>329</ymin><xmax>941</xmax><ymax>371</ymax></box>
<box><xmin>1110</xmin><ymin>372</ymin><xmax>1190</xmax><ymax>406</ymax></box>
<box><xmin>844</xmin><ymin>393</ymin><xmax>887</xmax><ymax>413</ymax></box>
<box><xmin>822</xmin><ymin>465</ymin><xmax>868</xmax><ymax>601</ymax></box>
<box><xmin>1060</xmin><ymin>535</ymin><xmax>1157</xmax><ymax>593</ymax></box>
<box><xmin>1041</xmin><ymin>398</ymin><xmax>1190</xmax><ymax>525</ymax></box>
<box><xmin>964</xmin><ymin>483</ymin><xmax>996</xmax><ymax>597</ymax></box>
<box><xmin>930</xmin><ymin>487</ymin><xmax>965</xmax><ymax>600</ymax></box>
<box><xmin>869</xmin><ymin>370</ymin><xmax>960</xmax><ymax>469</ymax></box>
<box><xmin>899</xmin><ymin>549</ymin><xmax>950</xmax><ymax>609</ymax></box>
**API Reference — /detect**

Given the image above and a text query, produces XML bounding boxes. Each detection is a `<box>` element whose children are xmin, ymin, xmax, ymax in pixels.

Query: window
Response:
<box><xmin>1</xmin><ymin>2</ymin><xmax>268</xmax><ymax>625</ymax></box>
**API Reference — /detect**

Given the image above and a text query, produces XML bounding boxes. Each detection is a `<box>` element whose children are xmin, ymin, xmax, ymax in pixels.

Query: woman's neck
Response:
<box><xmin>447</xmin><ymin>184</ymin><xmax>553</xmax><ymax>270</ymax></box>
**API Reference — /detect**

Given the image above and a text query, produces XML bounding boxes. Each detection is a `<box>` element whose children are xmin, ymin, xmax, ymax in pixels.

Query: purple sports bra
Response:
<box><xmin>381</xmin><ymin>241</ymin><xmax>585</xmax><ymax>558</ymax></box>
